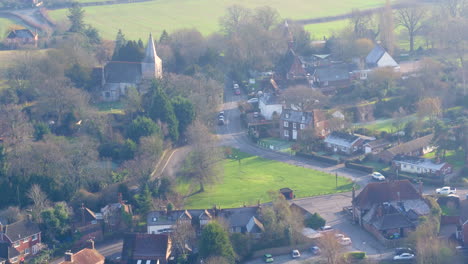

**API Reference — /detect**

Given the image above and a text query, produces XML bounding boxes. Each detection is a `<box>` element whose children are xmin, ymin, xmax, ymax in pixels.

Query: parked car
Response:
<box><xmin>436</xmin><ymin>186</ymin><xmax>456</xmax><ymax>195</ymax></box>
<box><xmin>291</xmin><ymin>249</ymin><xmax>301</xmax><ymax>258</ymax></box>
<box><xmin>218</xmin><ymin>111</ymin><xmax>224</xmax><ymax>117</ymax></box>
<box><xmin>395</xmin><ymin>248</ymin><xmax>414</xmax><ymax>255</ymax></box>
<box><xmin>234</xmin><ymin>88</ymin><xmax>241</xmax><ymax>95</ymax></box>
<box><xmin>393</xmin><ymin>253</ymin><xmax>415</xmax><ymax>260</ymax></box>
<box><xmin>253</xmin><ymin>112</ymin><xmax>259</xmax><ymax>118</ymax></box>
<box><xmin>320</xmin><ymin>225</ymin><xmax>333</xmax><ymax>231</ymax></box>
<box><xmin>264</xmin><ymin>254</ymin><xmax>274</xmax><ymax>263</ymax></box>
<box><xmin>310</xmin><ymin>246</ymin><xmax>321</xmax><ymax>255</ymax></box>
<box><xmin>247</xmin><ymin>97</ymin><xmax>259</xmax><ymax>103</ymax></box>
<box><xmin>218</xmin><ymin>117</ymin><xmax>225</xmax><ymax>125</ymax></box>
<box><xmin>338</xmin><ymin>237</ymin><xmax>352</xmax><ymax>246</ymax></box>
<box><xmin>233</xmin><ymin>83</ymin><xmax>239</xmax><ymax>89</ymax></box>
<box><xmin>371</xmin><ymin>172</ymin><xmax>385</xmax><ymax>181</ymax></box>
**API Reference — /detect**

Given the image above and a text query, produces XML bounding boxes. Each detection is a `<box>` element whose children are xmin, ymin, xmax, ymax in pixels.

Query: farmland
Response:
<box><xmin>48</xmin><ymin>0</ymin><xmax>386</xmax><ymax>40</ymax></box>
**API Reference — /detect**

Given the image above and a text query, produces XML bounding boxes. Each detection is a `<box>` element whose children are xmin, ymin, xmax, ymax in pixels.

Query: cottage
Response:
<box><xmin>392</xmin><ymin>155</ymin><xmax>452</xmax><ymax>176</ymax></box>
<box><xmin>323</xmin><ymin>131</ymin><xmax>364</xmax><ymax>155</ymax></box>
<box><xmin>5</xmin><ymin>29</ymin><xmax>38</xmax><ymax>48</ymax></box>
<box><xmin>73</xmin><ymin>205</ymin><xmax>103</xmax><ymax>246</ymax></box>
<box><xmin>365</xmin><ymin>45</ymin><xmax>399</xmax><ymax>69</ymax></box>
<box><xmin>121</xmin><ymin>233</ymin><xmax>171</xmax><ymax>264</ymax></box>
<box><xmin>99</xmin><ymin>34</ymin><xmax>162</xmax><ymax>101</ymax></box>
<box><xmin>60</xmin><ymin>240</ymin><xmax>104</xmax><ymax>264</ymax></box>
<box><xmin>100</xmin><ymin>193</ymin><xmax>133</xmax><ymax>232</ymax></box>
<box><xmin>258</xmin><ymin>93</ymin><xmax>282</xmax><ymax>120</ymax></box>
<box><xmin>0</xmin><ymin>219</ymin><xmax>42</xmax><ymax>264</ymax></box>
<box><xmin>311</xmin><ymin>64</ymin><xmax>352</xmax><ymax>92</ymax></box>
<box><xmin>379</xmin><ymin>134</ymin><xmax>435</xmax><ymax>162</ymax></box>
<box><xmin>146</xmin><ymin>206</ymin><xmax>264</xmax><ymax>236</ymax></box>
<box><xmin>352</xmin><ymin>180</ymin><xmax>430</xmax><ymax>242</ymax></box>
<box><xmin>364</xmin><ymin>139</ymin><xmax>392</xmax><ymax>154</ymax></box>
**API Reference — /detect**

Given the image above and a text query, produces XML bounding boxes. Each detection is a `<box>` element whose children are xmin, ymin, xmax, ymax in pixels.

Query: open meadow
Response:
<box><xmin>178</xmin><ymin>152</ymin><xmax>354</xmax><ymax>209</ymax></box>
<box><xmin>49</xmin><ymin>0</ymin><xmax>386</xmax><ymax>40</ymax></box>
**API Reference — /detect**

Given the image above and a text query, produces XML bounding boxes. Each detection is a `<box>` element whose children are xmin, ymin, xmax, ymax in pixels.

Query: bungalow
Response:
<box><xmin>365</xmin><ymin>44</ymin><xmax>399</xmax><ymax>69</ymax></box>
<box><xmin>364</xmin><ymin>139</ymin><xmax>392</xmax><ymax>154</ymax></box>
<box><xmin>311</xmin><ymin>64</ymin><xmax>352</xmax><ymax>92</ymax></box>
<box><xmin>379</xmin><ymin>134</ymin><xmax>435</xmax><ymax>162</ymax></box>
<box><xmin>352</xmin><ymin>180</ymin><xmax>430</xmax><ymax>242</ymax></box>
<box><xmin>323</xmin><ymin>131</ymin><xmax>365</xmax><ymax>155</ymax></box>
<box><xmin>392</xmin><ymin>155</ymin><xmax>453</xmax><ymax>176</ymax></box>
<box><xmin>0</xmin><ymin>219</ymin><xmax>42</xmax><ymax>264</ymax></box>
<box><xmin>146</xmin><ymin>206</ymin><xmax>264</xmax><ymax>236</ymax></box>
<box><xmin>5</xmin><ymin>29</ymin><xmax>38</xmax><ymax>48</ymax></box>
<box><xmin>121</xmin><ymin>233</ymin><xmax>171</xmax><ymax>264</ymax></box>
<box><xmin>258</xmin><ymin>93</ymin><xmax>282</xmax><ymax>120</ymax></box>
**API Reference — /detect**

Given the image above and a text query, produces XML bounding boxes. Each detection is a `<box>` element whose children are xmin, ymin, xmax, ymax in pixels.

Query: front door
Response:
<box><xmin>292</xmin><ymin>130</ymin><xmax>297</xmax><ymax>140</ymax></box>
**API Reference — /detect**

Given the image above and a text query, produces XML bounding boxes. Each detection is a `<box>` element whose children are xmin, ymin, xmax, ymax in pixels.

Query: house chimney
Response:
<box><xmin>65</xmin><ymin>251</ymin><xmax>73</xmax><ymax>262</ymax></box>
<box><xmin>86</xmin><ymin>239</ymin><xmax>95</xmax><ymax>250</ymax></box>
<box><xmin>118</xmin><ymin>192</ymin><xmax>123</xmax><ymax>204</ymax></box>
<box><xmin>81</xmin><ymin>203</ymin><xmax>85</xmax><ymax>225</ymax></box>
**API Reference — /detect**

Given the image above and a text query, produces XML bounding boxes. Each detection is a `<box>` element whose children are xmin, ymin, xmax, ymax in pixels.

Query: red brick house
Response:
<box><xmin>0</xmin><ymin>219</ymin><xmax>42</xmax><ymax>264</ymax></box>
<box><xmin>352</xmin><ymin>180</ymin><xmax>430</xmax><ymax>243</ymax></box>
<box><xmin>121</xmin><ymin>233</ymin><xmax>172</xmax><ymax>264</ymax></box>
<box><xmin>5</xmin><ymin>29</ymin><xmax>38</xmax><ymax>49</ymax></box>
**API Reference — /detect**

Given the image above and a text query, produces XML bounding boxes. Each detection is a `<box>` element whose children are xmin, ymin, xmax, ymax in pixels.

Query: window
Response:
<box><xmin>11</xmin><ymin>257</ymin><xmax>18</xmax><ymax>263</ymax></box>
<box><xmin>293</xmin><ymin>123</ymin><xmax>297</xmax><ymax>129</ymax></box>
<box><xmin>300</xmin><ymin>124</ymin><xmax>305</xmax><ymax>130</ymax></box>
<box><xmin>284</xmin><ymin>121</ymin><xmax>288</xmax><ymax>127</ymax></box>
<box><xmin>32</xmin><ymin>234</ymin><xmax>38</xmax><ymax>241</ymax></box>
<box><xmin>23</xmin><ymin>237</ymin><xmax>29</xmax><ymax>243</ymax></box>
<box><xmin>24</xmin><ymin>247</ymin><xmax>30</xmax><ymax>255</ymax></box>
<box><xmin>284</xmin><ymin>130</ymin><xmax>289</xmax><ymax>137</ymax></box>
<box><xmin>152</xmin><ymin>217</ymin><xmax>158</xmax><ymax>222</ymax></box>
<box><xmin>14</xmin><ymin>241</ymin><xmax>20</xmax><ymax>248</ymax></box>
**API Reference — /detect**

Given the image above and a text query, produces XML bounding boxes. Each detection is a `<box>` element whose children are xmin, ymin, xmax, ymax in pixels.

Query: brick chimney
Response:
<box><xmin>64</xmin><ymin>251</ymin><xmax>73</xmax><ymax>262</ymax></box>
<box><xmin>118</xmin><ymin>192</ymin><xmax>123</xmax><ymax>204</ymax></box>
<box><xmin>86</xmin><ymin>239</ymin><xmax>95</xmax><ymax>250</ymax></box>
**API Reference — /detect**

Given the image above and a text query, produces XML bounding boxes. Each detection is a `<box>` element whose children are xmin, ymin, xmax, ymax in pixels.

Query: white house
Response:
<box><xmin>366</xmin><ymin>45</ymin><xmax>399</xmax><ymax>70</ymax></box>
<box><xmin>392</xmin><ymin>155</ymin><xmax>453</xmax><ymax>176</ymax></box>
<box><xmin>259</xmin><ymin>93</ymin><xmax>282</xmax><ymax>120</ymax></box>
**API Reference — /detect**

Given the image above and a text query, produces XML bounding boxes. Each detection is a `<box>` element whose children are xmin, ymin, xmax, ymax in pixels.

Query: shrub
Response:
<box><xmin>296</xmin><ymin>152</ymin><xmax>340</xmax><ymax>165</ymax></box>
<box><xmin>345</xmin><ymin>162</ymin><xmax>374</xmax><ymax>173</ymax></box>
<box><xmin>346</xmin><ymin>251</ymin><xmax>366</xmax><ymax>259</ymax></box>
<box><xmin>305</xmin><ymin>213</ymin><xmax>326</xmax><ymax>229</ymax></box>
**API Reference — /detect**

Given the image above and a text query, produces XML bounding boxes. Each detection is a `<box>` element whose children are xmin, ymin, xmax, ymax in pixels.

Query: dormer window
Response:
<box><xmin>301</xmin><ymin>116</ymin><xmax>305</xmax><ymax>122</ymax></box>
<box><xmin>152</xmin><ymin>217</ymin><xmax>158</xmax><ymax>222</ymax></box>
<box><xmin>14</xmin><ymin>241</ymin><xmax>19</xmax><ymax>247</ymax></box>
<box><xmin>285</xmin><ymin>113</ymin><xmax>290</xmax><ymax>118</ymax></box>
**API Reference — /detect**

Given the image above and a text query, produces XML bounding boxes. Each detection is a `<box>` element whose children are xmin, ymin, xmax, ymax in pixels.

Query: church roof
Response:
<box><xmin>104</xmin><ymin>61</ymin><xmax>142</xmax><ymax>83</ymax></box>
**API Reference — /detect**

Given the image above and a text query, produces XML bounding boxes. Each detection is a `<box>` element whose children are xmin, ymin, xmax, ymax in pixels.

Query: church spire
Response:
<box><xmin>144</xmin><ymin>33</ymin><xmax>157</xmax><ymax>62</ymax></box>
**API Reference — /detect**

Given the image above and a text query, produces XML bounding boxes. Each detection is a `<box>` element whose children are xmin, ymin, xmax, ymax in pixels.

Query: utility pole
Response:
<box><xmin>335</xmin><ymin>172</ymin><xmax>338</xmax><ymax>188</ymax></box>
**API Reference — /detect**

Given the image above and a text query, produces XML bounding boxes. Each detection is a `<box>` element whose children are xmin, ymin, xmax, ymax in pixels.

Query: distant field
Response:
<box><xmin>0</xmin><ymin>17</ymin><xmax>22</xmax><ymax>37</ymax></box>
<box><xmin>179</xmin><ymin>152</ymin><xmax>353</xmax><ymax>209</ymax></box>
<box><xmin>305</xmin><ymin>20</ymin><xmax>349</xmax><ymax>39</ymax></box>
<box><xmin>49</xmin><ymin>0</ymin><xmax>386</xmax><ymax>40</ymax></box>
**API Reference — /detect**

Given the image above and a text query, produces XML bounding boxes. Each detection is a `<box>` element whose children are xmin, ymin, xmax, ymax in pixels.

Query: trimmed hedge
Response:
<box><xmin>346</xmin><ymin>251</ymin><xmax>366</xmax><ymax>259</ymax></box>
<box><xmin>345</xmin><ymin>162</ymin><xmax>374</xmax><ymax>173</ymax></box>
<box><xmin>296</xmin><ymin>152</ymin><xmax>340</xmax><ymax>165</ymax></box>
<box><xmin>381</xmin><ymin>171</ymin><xmax>444</xmax><ymax>186</ymax></box>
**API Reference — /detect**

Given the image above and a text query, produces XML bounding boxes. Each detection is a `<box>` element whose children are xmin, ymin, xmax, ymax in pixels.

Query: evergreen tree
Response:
<box><xmin>144</xmin><ymin>83</ymin><xmax>179</xmax><ymax>142</ymax></box>
<box><xmin>126</xmin><ymin>116</ymin><xmax>160</xmax><ymax>142</ymax></box>
<box><xmin>199</xmin><ymin>222</ymin><xmax>235</xmax><ymax>264</ymax></box>
<box><xmin>134</xmin><ymin>184</ymin><xmax>152</xmax><ymax>215</ymax></box>
<box><xmin>172</xmin><ymin>96</ymin><xmax>195</xmax><ymax>136</ymax></box>
<box><xmin>112</xmin><ymin>40</ymin><xmax>144</xmax><ymax>62</ymax></box>
<box><xmin>114</xmin><ymin>29</ymin><xmax>127</xmax><ymax>55</ymax></box>
<box><xmin>159</xmin><ymin>30</ymin><xmax>170</xmax><ymax>44</ymax></box>
<box><xmin>67</xmin><ymin>4</ymin><xmax>85</xmax><ymax>33</ymax></box>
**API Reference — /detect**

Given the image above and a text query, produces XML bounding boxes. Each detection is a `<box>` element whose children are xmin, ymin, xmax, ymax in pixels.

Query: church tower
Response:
<box><xmin>141</xmin><ymin>33</ymin><xmax>163</xmax><ymax>79</ymax></box>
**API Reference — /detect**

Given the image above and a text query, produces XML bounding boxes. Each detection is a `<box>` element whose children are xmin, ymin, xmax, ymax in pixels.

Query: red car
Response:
<box><xmin>234</xmin><ymin>88</ymin><xmax>241</xmax><ymax>95</ymax></box>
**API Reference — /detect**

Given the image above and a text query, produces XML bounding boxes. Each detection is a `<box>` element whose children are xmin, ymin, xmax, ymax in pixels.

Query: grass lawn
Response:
<box><xmin>304</xmin><ymin>20</ymin><xmax>349</xmax><ymax>39</ymax></box>
<box><xmin>178</xmin><ymin>152</ymin><xmax>354</xmax><ymax>209</ymax></box>
<box><xmin>355</xmin><ymin>114</ymin><xmax>416</xmax><ymax>133</ymax></box>
<box><xmin>49</xmin><ymin>0</ymin><xmax>386</xmax><ymax>40</ymax></box>
<box><xmin>424</xmin><ymin>150</ymin><xmax>466</xmax><ymax>170</ymax></box>
<box><xmin>94</xmin><ymin>101</ymin><xmax>125</xmax><ymax>114</ymax></box>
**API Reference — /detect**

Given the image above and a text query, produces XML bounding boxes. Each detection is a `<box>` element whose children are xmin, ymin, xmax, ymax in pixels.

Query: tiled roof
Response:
<box><xmin>7</xmin><ymin>29</ymin><xmax>35</xmax><ymax>39</ymax></box>
<box><xmin>3</xmin><ymin>220</ymin><xmax>40</xmax><ymax>242</ymax></box>
<box><xmin>365</xmin><ymin>45</ymin><xmax>386</xmax><ymax>65</ymax></box>
<box><xmin>121</xmin><ymin>233</ymin><xmax>170</xmax><ymax>261</ymax></box>
<box><xmin>60</xmin><ymin>248</ymin><xmax>104</xmax><ymax>264</ymax></box>
<box><xmin>104</xmin><ymin>62</ymin><xmax>142</xmax><ymax>84</ymax></box>
<box><xmin>393</xmin><ymin>155</ymin><xmax>449</xmax><ymax>171</ymax></box>
<box><xmin>372</xmin><ymin>213</ymin><xmax>414</xmax><ymax>230</ymax></box>
<box><xmin>379</xmin><ymin>134</ymin><xmax>433</xmax><ymax>160</ymax></box>
<box><xmin>353</xmin><ymin>180</ymin><xmax>422</xmax><ymax>210</ymax></box>
<box><xmin>280</xmin><ymin>109</ymin><xmax>313</xmax><ymax>124</ymax></box>
<box><xmin>313</xmin><ymin>64</ymin><xmax>351</xmax><ymax>82</ymax></box>
<box><xmin>324</xmin><ymin>131</ymin><xmax>360</xmax><ymax>148</ymax></box>
<box><xmin>0</xmin><ymin>243</ymin><xmax>20</xmax><ymax>260</ymax></box>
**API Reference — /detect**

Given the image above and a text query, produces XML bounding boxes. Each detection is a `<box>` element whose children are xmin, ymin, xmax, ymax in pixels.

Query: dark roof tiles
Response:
<box><xmin>353</xmin><ymin>180</ymin><xmax>422</xmax><ymax>209</ymax></box>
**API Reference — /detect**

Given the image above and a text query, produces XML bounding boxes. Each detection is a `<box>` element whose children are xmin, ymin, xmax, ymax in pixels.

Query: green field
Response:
<box><xmin>179</xmin><ymin>153</ymin><xmax>353</xmax><ymax>209</ymax></box>
<box><xmin>424</xmin><ymin>150</ymin><xmax>466</xmax><ymax>170</ymax></box>
<box><xmin>304</xmin><ymin>20</ymin><xmax>349</xmax><ymax>39</ymax></box>
<box><xmin>49</xmin><ymin>0</ymin><xmax>385</xmax><ymax>40</ymax></box>
<box><xmin>0</xmin><ymin>17</ymin><xmax>21</xmax><ymax>37</ymax></box>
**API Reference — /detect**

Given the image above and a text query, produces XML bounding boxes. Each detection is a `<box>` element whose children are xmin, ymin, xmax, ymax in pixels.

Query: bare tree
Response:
<box><xmin>396</xmin><ymin>7</ymin><xmax>427</xmax><ymax>52</ymax></box>
<box><xmin>349</xmin><ymin>9</ymin><xmax>378</xmax><ymax>39</ymax></box>
<box><xmin>318</xmin><ymin>231</ymin><xmax>344</xmax><ymax>264</ymax></box>
<box><xmin>379</xmin><ymin>0</ymin><xmax>395</xmax><ymax>55</ymax></box>
<box><xmin>219</xmin><ymin>5</ymin><xmax>252</xmax><ymax>35</ymax></box>
<box><xmin>0</xmin><ymin>104</ymin><xmax>33</xmax><ymax>154</ymax></box>
<box><xmin>253</xmin><ymin>6</ymin><xmax>280</xmax><ymax>31</ymax></box>
<box><xmin>417</xmin><ymin>97</ymin><xmax>442</xmax><ymax>120</ymax></box>
<box><xmin>280</xmin><ymin>86</ymin><xmax>327</xmax><ymax>111</ymax></box>
<box><xmin>0</xmin><ymin>206</ymin><xmax>23</xmax><ymax>224</ymax></box>
<box><xmin>439</xmin><ymin>0</ymin><xmax>467</xmax><ymax>18</ymax></box>
<box><xmin>183</xmin><ymin>121</ymin><xmax>223</xmax><ymax>192</ymax></box>
<box><xmin>171</xmin><ymin>220</ymin><xmax>196</xmax><ymax>255</ymax></box>
<box><xmin>27</xmin><ymin>184</ymin><xmax>50</xmax><ymax>219</ymax></box>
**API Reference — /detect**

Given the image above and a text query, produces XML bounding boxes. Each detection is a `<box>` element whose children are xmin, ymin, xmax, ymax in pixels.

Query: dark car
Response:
<box><xmin>395</xmin><ymin>248</ymin><xmax>414</xmax><ymax>255</ymax></box>
<box><xmin>218</xmin><ymin>117</ymin><xmax>225</xmax><ymax>125</ymax></box>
